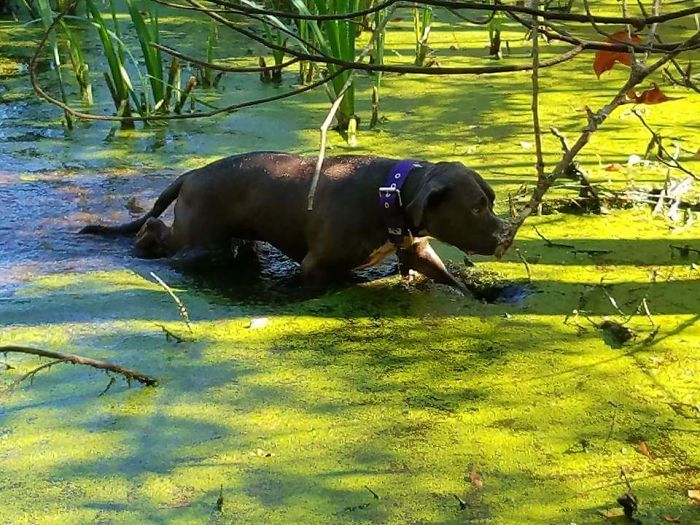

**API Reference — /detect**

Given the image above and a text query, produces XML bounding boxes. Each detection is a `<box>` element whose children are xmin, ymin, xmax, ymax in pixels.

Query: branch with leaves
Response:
<box><xmin>497</xmin><ymin>21</ymin><xmax>700</xmax><ymax>253</ymax></box>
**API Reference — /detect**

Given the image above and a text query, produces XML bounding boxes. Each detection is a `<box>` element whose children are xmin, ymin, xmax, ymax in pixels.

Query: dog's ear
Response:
<box><xmin>405</xmin><ymin>167</ymin><xmax>450</xmax><ymax>231</ymax></box>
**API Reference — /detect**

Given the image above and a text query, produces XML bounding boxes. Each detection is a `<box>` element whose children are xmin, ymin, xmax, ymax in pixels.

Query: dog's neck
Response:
<box><xmin>397</xmin><ymin>162</ymin><xmax>433</xmax><ymax>236</ymax></box>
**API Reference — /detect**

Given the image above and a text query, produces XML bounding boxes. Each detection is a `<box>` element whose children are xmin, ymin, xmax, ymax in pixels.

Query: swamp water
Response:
<box><xmin>1</xmin><ymin>3</ymin><xmax>699</xmax><ymax>524</ymax></box>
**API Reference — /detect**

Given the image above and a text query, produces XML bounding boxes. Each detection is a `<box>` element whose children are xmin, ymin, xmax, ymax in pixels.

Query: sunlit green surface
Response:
<box><xmin>1</xmin><ymin>2</ymin><xmax>699</xmax><ymax>523</ymax></box>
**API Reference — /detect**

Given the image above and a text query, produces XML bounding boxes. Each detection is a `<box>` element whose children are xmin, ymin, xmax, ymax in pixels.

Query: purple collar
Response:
<box><xmin>379</xmin><ymin>159</ymin><xmax>422</xmax><ymax>246</ymax></box>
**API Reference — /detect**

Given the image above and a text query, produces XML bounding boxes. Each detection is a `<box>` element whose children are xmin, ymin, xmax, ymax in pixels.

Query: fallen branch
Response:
<box><xmin>0</xmin><ymin>345</ymin><xmax>158</xmax><ymax>396</ymax></box>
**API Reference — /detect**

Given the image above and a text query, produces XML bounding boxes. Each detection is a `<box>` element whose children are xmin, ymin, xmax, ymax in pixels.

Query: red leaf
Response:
<box><xmin>663</xmin><ymin>516</ymin><xmax>681</xmax><ymax>523</ymax></box>
<box><xmin>470</xmin><ymin>465</ymin><xmax>483</xmax><ymax>489</ymax></box>
<box><xmin>604</xmin><ymin>163</ymin><xmax>624</xmax><ymax>172</ymax></box>
<box><xmin>627</xmin><ymin>83</ymin><xmax>681</xmax><ymax>105</ymax></box>
<box><xmin>593</xmin><ymin>30</ymin><xmax>643</xmax><ymax>78</ymax></box>
<box><xmin>639</xmin><ymin>441</ymin><xmax>654</xmax><ymax>460</ymax></box>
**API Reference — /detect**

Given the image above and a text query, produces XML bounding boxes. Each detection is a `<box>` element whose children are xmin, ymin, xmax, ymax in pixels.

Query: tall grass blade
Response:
<box><xmin>127</xmin><ymin>0</ymin><xmax>164</xmax><ymax>107</ymax></box>
<box><xmin>34</xmin><ymin>0</ymin><xmax>73</xmax><ymax>128</ymax></box>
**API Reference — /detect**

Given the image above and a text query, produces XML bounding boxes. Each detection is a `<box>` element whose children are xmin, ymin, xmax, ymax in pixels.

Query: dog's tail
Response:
<box><xmin>79</xmin><ymin>171</ymin><xmax>189</xmax><ymax>236</ymax></box>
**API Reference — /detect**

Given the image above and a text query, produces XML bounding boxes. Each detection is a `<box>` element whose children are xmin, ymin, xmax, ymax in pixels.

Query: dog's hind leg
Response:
<box><xmin>397</xmin><ymin>239</ymin><xmax>469</xmax><ymax>294</ymax></box>
<box><xmin>300</xmin><ymin>252</ymin><xmax>347</xmax><ymax>287</ymax></box>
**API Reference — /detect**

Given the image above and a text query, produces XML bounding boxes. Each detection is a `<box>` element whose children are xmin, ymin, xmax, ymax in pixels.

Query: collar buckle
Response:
<box><xmin>378</xmin><ymin>186</ymin><xmax>403</xmax><ymax>207</ymax></box>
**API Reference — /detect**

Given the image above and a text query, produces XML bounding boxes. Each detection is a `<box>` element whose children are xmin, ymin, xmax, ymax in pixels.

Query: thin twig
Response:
<box><xmin>154</xmin><ymin>43</ymin><xmax>300</xmax><ymax>73</ymax></box>
<box><xmin>364</xmin><ymin>486</ymin><xmax>380</xmax><ymax>499</ymax></box>
<box><xmin>640</xmin><ymin>298</ymin><xmax>656</xmax><ymax>327</ymax></box>
<box><xmin>306</xmin><ymin>90</ymin><xmax>348</xmax><ymax>211</ymax></box>
<box><xmin>530</xmin><ymin>0</ymin><xmax>546</xmax><ymax>182</ymax></box>
<box><xmin>620</xmin><ymin>467</ymin><xmax>633</xmax><ymax>492</ymax></box>
<box><xmin>150</xmin><ymin>272</ymin><xmax>193</xmax><ymax>333</ymax></box>
<box><xmin>155</xmin><ymin>323</ymin><xmax>190</xmax><ymax>343</ymax></box>
<box><xmin>631</xmin><ymin>110</ymin><xmax>698</xmax><ymax>180</ymax></box>
<box><xmin>515</xmin><ymin>248</ymin><xmax>532</xmax><ymax>282</ymax></box>
<box><xmin>201</xmin><ymin>0</ymin><xmax>700</xmax><ymax>28</ymax></box>
<box><xmin>533</xmin><ymin>225</ymin><xmax>575</xmax><ymax>248</ymax></box>
<box><xmin>98</xmin><ymin>376</ymin><xmax>117</xmax><ymax>397</ymax></box>
<box><xmin>2</xmin><ymin>359</ymin><xmax>63</xmax><ymax>397</ymax></box>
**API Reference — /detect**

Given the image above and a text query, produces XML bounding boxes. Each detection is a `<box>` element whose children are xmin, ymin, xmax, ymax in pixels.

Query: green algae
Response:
<box><xmin>1</xmin><ymin>2</ymin><xmax>700</xmax><ymax>524</ymax></box>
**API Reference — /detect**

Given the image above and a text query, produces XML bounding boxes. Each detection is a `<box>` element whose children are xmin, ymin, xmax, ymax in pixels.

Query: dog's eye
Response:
<box><xmin>471</xmin><ymin>207</ymin><xmax>481</xmax><ymax>215</ymax></box>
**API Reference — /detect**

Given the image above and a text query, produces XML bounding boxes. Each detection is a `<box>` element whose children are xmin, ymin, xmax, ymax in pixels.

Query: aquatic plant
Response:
<box><xmin>85</xmin><ymin>0</ymin><xmax>136</xmax><ymax>124</ymax></box>
<box><xmin>369</xmin><ymin>4</ymin><xmax>386</xmax><ymax>129</ymax></box>
<box><xmin>82</xmin><ymin>0</ymin><xmax>203</xmax><ymax>123</ymax></box>
<box><xmin>261</xmin><ymin>23</ymin><xmax>286</xmax><ymax>84</ymax></box>
<box><xmin>198</xmin><ymin>20</ymin><xmax>218</xmax><ymax>87</ymax></box>
<box><xmin>62</xmin><ymin>21</ymin><xmax>93</xmax><ymax>105</ymax></box>
<box><xmin>287</xmin><ymin>0</ymin><xmax>359</xmax><ymax>133</ymax></box>
<box><xmin>126</xmin><ymin>0</ymin><xmax>166</xmax><ymax>112</ymax></box>
<box><xmin>487</xmin><ymin>9</ymin><xmax>505</xmax><ymax>58</ymax></box>
<box><xmin>33</xmin><ymin>0</ymin><xmax>75</xmax><ymax>128</ymax></box>
<box><xmin>412</xmin><ymin>4</ymin><xmax>432</xmax><ymax>67</ymax></box>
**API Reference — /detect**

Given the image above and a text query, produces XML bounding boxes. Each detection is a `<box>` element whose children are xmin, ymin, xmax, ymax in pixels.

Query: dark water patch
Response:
<box><xmin>176</xmin><ymin>242</ymin><xmax>401</xmax><ymax>306</ymax></box>
<box><xmin>449</xmin><ymin>264</ymin><xmax>535</xmax><ymax>305</ymax></box>
<box><xmin>0</xmin><ymin>170</ymin><xmax>177</xmax><ymax>296</ymax></box>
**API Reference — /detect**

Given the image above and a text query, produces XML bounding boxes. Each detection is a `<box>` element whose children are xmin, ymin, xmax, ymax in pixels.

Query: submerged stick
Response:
<box><xmin>0</xmin><ymin>345</ymin><xmax>158</xmax><ymax>396</ymax></box>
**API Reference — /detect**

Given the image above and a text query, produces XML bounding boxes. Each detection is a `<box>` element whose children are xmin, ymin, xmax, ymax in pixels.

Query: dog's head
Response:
<box><xmin>406</xmin><ymin>162</ymin><xmax>509</xmax><ymax>256</ymax></box>
<box><xmin>134</xmin><ymin>217</ymin><xmax>173</xmax><ymax>259</ymax></box>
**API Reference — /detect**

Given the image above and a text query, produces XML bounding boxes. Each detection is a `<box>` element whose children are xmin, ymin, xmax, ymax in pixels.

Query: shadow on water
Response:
<box><xmin>178</xmin><ymin>241</ymin><xmax>403</xmax><ymax>305</ymax></box>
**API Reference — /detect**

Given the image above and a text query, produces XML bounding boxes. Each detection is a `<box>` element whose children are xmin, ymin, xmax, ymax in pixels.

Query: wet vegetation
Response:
<box><xmin>1</xmin><ymin>0</ymin><xmax>700</xmax><ymax>523</ymax></box>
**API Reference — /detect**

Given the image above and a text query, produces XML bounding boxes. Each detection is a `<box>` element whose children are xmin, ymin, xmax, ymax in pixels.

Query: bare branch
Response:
<box><xmin>153</xmin><ymin>43</ymin><xmax>300</xmax><ymax>73</ymax></box>
<box><xmin>497</xmin><ymin>29</ymin><xmax>700</xmax><ymax>252</ymax></box>
<box><xmin>202</xmin><ymin>0</ymin><xmax>700</xmax><ymax>27</ymax></box>
<box><xmin>0</xmin><ymin>346</ymin><xmax>158</xmax><ymax>394</ymax></box>
<box><xmin>631</xmin><ymin>109</ymin><xmax>699</xmax><ymax>180</ymax></box>
<box><xmin>150</xmin><ymin>272</ymin><xmax>194</xmax><ymax>333</ymax></box>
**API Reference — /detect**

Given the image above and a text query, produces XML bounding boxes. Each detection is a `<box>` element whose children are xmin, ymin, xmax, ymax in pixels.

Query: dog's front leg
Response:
<box><xmin>397</xmin><ymin>239</ymin><xmax>469</xmax><ymax>295</ymax></box>
<box><xmin>169</xmin><ymin>247</ymin><xmax>215</xmax><ymax>270</ymax></box>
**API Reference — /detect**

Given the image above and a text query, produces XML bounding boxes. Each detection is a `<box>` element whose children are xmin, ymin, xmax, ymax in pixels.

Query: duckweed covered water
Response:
<box><xmin>1</xmin><ymin>2</ymin><xmax>699</xmax><ymax>524</ymax></box>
